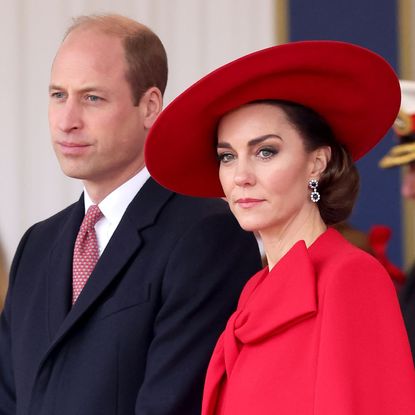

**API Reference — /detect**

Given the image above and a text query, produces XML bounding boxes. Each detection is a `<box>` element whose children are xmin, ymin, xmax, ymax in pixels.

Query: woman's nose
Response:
<box><xmin>233</xmin><ymin>160</ymin><xmax>255</xmax><ymax>187</ymax></box>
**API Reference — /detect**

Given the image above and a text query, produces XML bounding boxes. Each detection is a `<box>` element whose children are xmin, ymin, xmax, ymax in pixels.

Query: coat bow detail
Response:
<box><xmin>203</xmin><ymin>241</ymin><xmax>318</xmax><ymax>415</ymax></box>
<box><xmin>223</xmin><ymin>240</ymin><xmax>318</xmax><ymax>376</ymax></box>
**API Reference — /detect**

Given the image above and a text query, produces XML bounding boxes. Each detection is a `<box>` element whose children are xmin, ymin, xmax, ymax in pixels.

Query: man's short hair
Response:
<box><xmin>66</xmin><ymin>14</ymin><xmax>168</xmax><ymax>105</ymax></box>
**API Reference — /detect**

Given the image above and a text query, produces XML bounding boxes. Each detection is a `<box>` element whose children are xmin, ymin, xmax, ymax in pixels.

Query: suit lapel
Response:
<box><xmin>47</xmin><ymin>196</ymin><xmax>84</xmax><ymax>340</ymax></box>
<box><xmin>45</xmin><ymin>179</ymin><xmax>174</xmax><ymax>353</ymax></box>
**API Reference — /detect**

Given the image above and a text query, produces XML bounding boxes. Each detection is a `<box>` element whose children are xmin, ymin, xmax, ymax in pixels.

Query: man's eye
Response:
<box><xmin>86</xmin><ymin>95</ymin><xmax>101</xmax><ymax>102</ymax></box>
<box><xmin>50</xmin><ymin>92</ymin><xmax>65</xmax><ymax>99</ymax></box>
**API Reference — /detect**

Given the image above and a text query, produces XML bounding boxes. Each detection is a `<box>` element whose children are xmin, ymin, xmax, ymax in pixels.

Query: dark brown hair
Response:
<box><xmin>65</xmin><ymin>14</ymin><xmax>168</xmax><ymax>105</ymax></box>
<box><xmin>257</xmin><ymin>100</ymin><xmax>359</xmax><ymax>225</ymax></box>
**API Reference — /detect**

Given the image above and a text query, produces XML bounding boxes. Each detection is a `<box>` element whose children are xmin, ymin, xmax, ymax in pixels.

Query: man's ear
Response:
<box><xmin>141</xmin><ymin>87</ymin><xmax>163</xmax><ymax>129</ymax></box>
<box><xmin>310</xmin><ymin>146</ymin><xmax>331</xmax><ymax>178</ymax></box>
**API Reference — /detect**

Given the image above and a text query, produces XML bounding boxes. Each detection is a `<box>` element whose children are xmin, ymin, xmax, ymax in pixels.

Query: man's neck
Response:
<box><xmin>83</xmin><ymin>167</ymin><xmax>146</xmax><ymax>204</ymax></box>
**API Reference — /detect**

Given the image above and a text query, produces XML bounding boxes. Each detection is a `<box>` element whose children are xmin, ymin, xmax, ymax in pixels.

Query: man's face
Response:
<box><xmin>49</xmin><ymin>28</ymin><xmax>148</xmax><ymax>198</ymax></box>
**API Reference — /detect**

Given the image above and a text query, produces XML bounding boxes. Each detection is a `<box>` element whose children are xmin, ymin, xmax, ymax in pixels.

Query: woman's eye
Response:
<box><xmin>258</xmin><ymin>148</ymin><xmax>276</xmax><ymax>159</ymax></box>
<box><xmin>217</xmin><ymin>153</ymin><xmax>235</xmax><ymax>163</ymax></box>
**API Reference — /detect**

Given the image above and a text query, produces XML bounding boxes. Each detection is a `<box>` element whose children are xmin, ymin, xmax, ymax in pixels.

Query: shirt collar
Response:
<box><xmin>83</xmin><ymin>167</ymin><xmax>150</xmax><ymax>225</ymax></box>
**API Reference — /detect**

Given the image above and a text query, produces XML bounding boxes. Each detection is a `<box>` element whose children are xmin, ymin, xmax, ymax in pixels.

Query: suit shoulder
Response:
<box><xmin>14</xmin><ymin>201</ymin><xmax>81</xmax><ymax>255</ymax></box>
<box><xmin>156</xmin><ymin>194</ymin><xmax>260</xmax><ymax>264</ymax></box>
<box><xmin>29</xmin><ymin>201</ymin><xmax>80</xmax><ymax>233</ymax></box>
<box><xmin>172</xmin><ymin>194</ymin><xmax>232</xmax><ymax>215</ymax></box>
<box><xmin>165</xmin><ymin>194</ymin><xmax>242</xmax><ymax>230</ymax></box>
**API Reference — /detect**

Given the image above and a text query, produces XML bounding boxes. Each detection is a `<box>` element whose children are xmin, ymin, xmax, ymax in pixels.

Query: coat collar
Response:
<box><xmin>203</xmin><ymin>228</ymin><xmax>348</xmax><ymax>415</ymax></box>
<box><xmin>222</xmin><ymin>239</ymin><xmax>318</xmax><ymax>376</ymax></box>
<box><xmin>203</xmin><ymin>231</ymin><xmax>342</xmax><ymax>415</ymax></box>
<box><xmin>232</xmin><ymin>228</ymin><xmax>346</xmax><ymax>346</ymax></box>
<box><xmin>235</xmin><ymin>239</ymin><xmax>317</xmax><ymax>343</ymax></box>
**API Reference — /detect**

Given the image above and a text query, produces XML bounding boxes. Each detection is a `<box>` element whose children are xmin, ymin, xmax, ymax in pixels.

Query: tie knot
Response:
<box><xmin>83</xmin><ymin>205</ymin><xmax>103</xmax><ymax>231</ymax></box>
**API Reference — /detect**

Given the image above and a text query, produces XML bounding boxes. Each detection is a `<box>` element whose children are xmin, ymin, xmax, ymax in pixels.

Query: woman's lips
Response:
<box><xmin>235</xmin><ymin>198</ymin><xmax>265</xmax><ymax>208</ymax></box>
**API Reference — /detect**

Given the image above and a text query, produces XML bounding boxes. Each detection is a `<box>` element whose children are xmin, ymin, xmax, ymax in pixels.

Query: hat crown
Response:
<box><xmin>146</xmin><ymin>40</ymin><xmax>400</xmax><ymax>196</ymax></box>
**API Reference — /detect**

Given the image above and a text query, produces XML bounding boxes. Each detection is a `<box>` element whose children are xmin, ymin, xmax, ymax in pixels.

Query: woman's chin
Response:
<box><xmin>235</xmin><ymin>219</ymin><xmax>262</xmax><ymax>233</ymax></box>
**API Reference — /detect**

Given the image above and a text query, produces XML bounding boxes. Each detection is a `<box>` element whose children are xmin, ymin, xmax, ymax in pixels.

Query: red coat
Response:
<box><xmin>202</xmin><ymin>228</ymin><xmax>415</xmax><ymax>414</ymax></box>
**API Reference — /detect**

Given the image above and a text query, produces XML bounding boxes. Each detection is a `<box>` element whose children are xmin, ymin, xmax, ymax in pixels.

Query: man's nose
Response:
<box><xmin>57</xmin><ymin>100</ymin><xmax>83</xmax><ymax>133</ymax></box>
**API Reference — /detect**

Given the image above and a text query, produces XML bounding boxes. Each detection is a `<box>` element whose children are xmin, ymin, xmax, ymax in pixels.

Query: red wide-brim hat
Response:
<box><xmin>145</xmin><ymin>40</ymin><xmax>401</xmax><ymax>197</ymax></box>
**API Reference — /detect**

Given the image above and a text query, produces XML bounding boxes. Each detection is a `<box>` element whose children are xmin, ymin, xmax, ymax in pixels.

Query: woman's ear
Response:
<box><xmin>310</xmin><ymin>146</ymin><xmax>331</xmax><ymax>178</ymax></box>
<box><xmin>141</xmin><ymin>87</ymin><xmax>163</xmax><ymax>130</ymax></box>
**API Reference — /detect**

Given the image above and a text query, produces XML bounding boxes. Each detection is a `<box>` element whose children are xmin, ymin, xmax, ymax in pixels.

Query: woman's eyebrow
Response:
<box><xmin>247</xmin><ymin>134</ymin><xmax>281</xmax><ymax>146</ymax></box>
<box><xmin>217</xmin><ymin>134</ymin><xmax>281</xmax><ymax>149</ymax></box>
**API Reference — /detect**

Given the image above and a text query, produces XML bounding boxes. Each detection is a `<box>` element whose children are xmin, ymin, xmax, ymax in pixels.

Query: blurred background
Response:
<box><xmin>0</xmin><ymin>0</ymin><xmax>414</xmax><ymax>304</ymax></box>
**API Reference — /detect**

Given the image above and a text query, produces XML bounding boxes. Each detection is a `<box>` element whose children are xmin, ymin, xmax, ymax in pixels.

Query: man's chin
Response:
<box><xmin>58</xmin><ymin>167</ymin><xmax>89</xmax><ymax>181</ymax></box>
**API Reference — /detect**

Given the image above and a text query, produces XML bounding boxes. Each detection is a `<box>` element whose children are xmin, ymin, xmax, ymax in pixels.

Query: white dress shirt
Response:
<box><xmin>83</xmin><ymin>168</ymin><xmax>151</xmax><ymax>255</ymax></box>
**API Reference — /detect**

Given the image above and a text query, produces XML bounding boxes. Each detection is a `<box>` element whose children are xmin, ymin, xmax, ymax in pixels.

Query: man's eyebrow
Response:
<box><xmin>48</xmin><ymin>84</ymin><xmax>106</xmax><ymax>94</ymax></box>
<box><xmin>48</xmin><ymin>84</ymin><xmax>62</xmax><ymax>92</ymax></box>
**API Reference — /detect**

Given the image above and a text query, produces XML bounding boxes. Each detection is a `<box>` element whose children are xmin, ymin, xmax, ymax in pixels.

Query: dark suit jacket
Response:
<box><xmin>0</xmin><ymin>178</ymin><xmax>262</xmax><ymax>415</ymax></box>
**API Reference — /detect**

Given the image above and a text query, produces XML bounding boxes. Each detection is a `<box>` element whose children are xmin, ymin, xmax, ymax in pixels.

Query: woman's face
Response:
<box><xmin>217</xmin><ymin>103</ymin><xmax>320</xmax><ymax>234</ymax></box>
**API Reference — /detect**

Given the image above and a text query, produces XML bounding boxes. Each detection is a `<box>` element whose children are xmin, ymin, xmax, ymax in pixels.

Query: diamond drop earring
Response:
<box><xmin>308</xmin><ymin>179</ymin><xmax>320</xmax><ymax>203</ymax></box>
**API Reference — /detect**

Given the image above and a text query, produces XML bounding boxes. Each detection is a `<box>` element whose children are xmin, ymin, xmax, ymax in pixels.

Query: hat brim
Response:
<box><xmin>145</xmin><ymin>40</ymin><xmax>401</xmax><ymax>197</ymax></box>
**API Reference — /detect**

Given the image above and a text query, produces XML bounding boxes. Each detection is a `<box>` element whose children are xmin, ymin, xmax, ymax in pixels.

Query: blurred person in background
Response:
<box><xmin>379</xmin><ymin>79</ymin><xmax>415</xmax><ymax>361</ymax></box>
